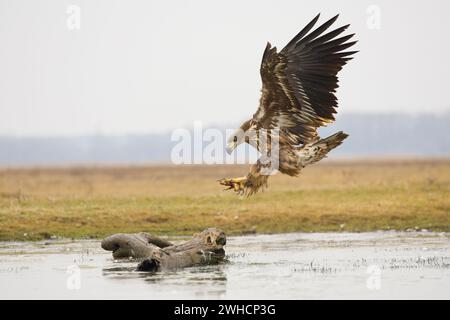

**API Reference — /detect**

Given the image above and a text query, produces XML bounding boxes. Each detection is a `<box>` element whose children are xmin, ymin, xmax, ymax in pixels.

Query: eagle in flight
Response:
<box><xmin>219</xmin><ymin>14</ymin><xmax>357</xmax><ymax>196</ymax></box>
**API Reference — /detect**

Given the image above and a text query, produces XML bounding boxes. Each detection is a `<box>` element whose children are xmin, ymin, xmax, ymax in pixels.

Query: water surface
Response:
<box><xmin>0</xmin><ymin>231</ymin><xmax>449</xmax><ymax>299</ymax></box>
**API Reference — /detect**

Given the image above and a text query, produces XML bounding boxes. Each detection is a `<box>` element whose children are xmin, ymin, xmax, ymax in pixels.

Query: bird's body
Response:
<box><xmin>219</xmin><ymin>14</ymin><xmax>357</xmax><ymax>196</ymax></box>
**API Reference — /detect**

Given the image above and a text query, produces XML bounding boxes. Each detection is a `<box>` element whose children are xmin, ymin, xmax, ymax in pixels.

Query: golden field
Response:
<box><xmin>0</xmin><ymin>159</ymin><xmax>449</xmax><ymax>240</ymax></box>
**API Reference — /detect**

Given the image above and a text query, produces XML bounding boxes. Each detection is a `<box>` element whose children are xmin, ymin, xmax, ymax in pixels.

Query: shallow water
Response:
<box><xmin>0</xmin><ymin>231</ymin><xmax>449</xmax><ymax>299</ymax></box>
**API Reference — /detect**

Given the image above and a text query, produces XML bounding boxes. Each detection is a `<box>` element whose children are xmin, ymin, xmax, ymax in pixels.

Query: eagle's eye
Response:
<box><xmin>233</xmin><ymin>136</ymin><xmax>238</xmax><ymax>142</ymax></box>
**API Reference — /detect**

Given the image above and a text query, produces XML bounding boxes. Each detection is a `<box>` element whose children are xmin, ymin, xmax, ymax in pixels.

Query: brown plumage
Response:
<box><xmin>219</xmin><ymin>14</ymin><xmax>357</xmax><ymax>196</ymax></box>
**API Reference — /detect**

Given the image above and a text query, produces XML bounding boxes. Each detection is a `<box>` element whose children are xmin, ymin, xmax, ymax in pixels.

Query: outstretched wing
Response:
<box><xmin>253</xmin><ymin>14</ymin><xmax>357</xmax><ymax>145</ymax></box>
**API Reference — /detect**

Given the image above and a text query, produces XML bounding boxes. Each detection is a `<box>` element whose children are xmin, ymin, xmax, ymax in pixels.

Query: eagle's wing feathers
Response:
<box><xmin>253</xmin><ymin>14</ymin><xmax>357</xmax><ymax>144</ymax></box>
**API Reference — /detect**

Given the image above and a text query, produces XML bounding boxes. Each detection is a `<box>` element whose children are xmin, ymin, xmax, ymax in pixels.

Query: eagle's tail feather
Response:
<box><xmin>298</xmin><ymin>131</ymin><xmax>348</xmax><ymax>167</ymax></box>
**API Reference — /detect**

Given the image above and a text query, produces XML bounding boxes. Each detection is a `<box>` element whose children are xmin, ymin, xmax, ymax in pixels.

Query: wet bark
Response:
<box><xmin>101</xmin><ymin>228</ymin><xmax>226</xmax><ymax>272</ymax></box>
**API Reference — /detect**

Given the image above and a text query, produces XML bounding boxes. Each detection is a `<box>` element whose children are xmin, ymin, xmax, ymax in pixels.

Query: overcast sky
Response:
<box><xmin>1</xmin><ymin>0</ymin><xmax>449</xmax><ymax>137</ymax></box>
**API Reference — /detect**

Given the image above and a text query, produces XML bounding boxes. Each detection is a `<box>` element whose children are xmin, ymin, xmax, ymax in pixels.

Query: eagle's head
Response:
<box><xmin>226</xmin><ymin>120</ymin><xmax>253</xmax><ymax>154</ymax></box>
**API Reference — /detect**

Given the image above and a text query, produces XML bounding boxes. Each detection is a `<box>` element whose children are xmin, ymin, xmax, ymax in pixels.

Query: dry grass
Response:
<box><xmin>0</xmin><ymin>159</ymin><xmax>449</xmax><ymax>240</ymax></box>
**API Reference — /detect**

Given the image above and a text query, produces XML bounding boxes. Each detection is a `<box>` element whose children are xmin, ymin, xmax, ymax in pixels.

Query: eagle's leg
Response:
<box><xmin>218</xmin><ymin>176</ymin><xmax>247</xmax><ymax>194</ymax></box>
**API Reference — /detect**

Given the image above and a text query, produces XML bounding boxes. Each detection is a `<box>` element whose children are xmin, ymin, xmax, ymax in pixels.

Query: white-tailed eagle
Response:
<box><xmin>219</xmin><ymin>14</ymin><xmax>357</xmax><ymax>196</ymax></box>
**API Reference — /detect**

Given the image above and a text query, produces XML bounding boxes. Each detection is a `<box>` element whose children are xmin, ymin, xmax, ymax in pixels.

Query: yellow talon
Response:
<box><xmin>218</xmin><ymin>176</ymin><xmax>247</xmax><ymax>194</ymax></box>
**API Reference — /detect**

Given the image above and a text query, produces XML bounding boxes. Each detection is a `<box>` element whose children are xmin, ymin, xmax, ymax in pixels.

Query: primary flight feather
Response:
<box><xmin>219</xmin><ymin>14</ymin><xmax>357</xmax><ymax>196</ymax></box>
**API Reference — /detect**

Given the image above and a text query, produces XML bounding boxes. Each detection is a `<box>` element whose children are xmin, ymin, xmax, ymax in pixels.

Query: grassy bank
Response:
<box><xmin>0</xmin><ymin>159</ymin><xmax>449</xmax><ymax>241</ymax></box>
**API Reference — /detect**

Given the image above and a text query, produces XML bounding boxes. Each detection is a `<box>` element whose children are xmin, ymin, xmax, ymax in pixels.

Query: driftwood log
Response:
<box><xmin>101</xmin><ymin>228</ymin><xmax>226</xmax><ymax>272</ymax></box>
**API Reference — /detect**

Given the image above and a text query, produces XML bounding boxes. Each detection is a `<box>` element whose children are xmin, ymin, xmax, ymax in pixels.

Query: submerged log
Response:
<box><xmin>101</xmin><ymin>228</ymin><xmax>226</xmax><ymax>272</ymax></box>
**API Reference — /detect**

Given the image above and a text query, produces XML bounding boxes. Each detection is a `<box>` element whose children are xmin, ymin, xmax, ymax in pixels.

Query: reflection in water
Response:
<box><xmin>102</xmin><ymin>260</ymin><xmax>228</xmax><ymax>298</ymax></box>
<box><xmin>0</xmin><ymin>232</ymin><xmax>449</xmax><ymax>299</ymax></box>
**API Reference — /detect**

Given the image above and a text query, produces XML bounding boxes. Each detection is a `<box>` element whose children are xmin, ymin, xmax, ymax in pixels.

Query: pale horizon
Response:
<box><xmin>1</xmin><ymin>0</ymin><xmax>450</xmax><ymax>137</ymax></box>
